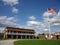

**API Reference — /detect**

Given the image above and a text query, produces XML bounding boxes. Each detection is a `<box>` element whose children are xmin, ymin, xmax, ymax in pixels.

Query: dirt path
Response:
<box><xmin>0</xmin><ymin>40</ymin><xmax>17</xmax><ymax>45</ymax></box>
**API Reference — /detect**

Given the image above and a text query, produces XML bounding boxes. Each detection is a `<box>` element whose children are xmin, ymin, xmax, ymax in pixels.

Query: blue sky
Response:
<box><xmin>0</xmin><ymin>0</ymin><xmax>60</xmax><ymax>34</ymax></box>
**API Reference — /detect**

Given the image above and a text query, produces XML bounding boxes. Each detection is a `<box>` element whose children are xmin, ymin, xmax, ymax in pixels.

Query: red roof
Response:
<box><xmin>5</xmin><ymin>27</ymin><xmax>35</xmax><ymax>33</ymax></box>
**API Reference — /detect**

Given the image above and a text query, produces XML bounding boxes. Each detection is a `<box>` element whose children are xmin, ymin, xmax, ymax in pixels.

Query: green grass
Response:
<box><xmin>0</xmin><ymin>38</ymin><xmax>7</xmax><ymax>40</ymax></box>
<box><xmin>14</xmin><ymin>40</ymin><xmax>60</xmax><ymax>45</ymax></box>
<box><xmin>0</xmin><ymin>38</ymin><xmax>11</xmax><ymax>40</ymax></box>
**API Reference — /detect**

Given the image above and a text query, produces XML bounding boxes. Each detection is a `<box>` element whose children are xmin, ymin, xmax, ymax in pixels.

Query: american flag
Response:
<box><xmin>48</xmin><ymin>8</ymin><xmax>56</xmax><ymax>13</ymax></box>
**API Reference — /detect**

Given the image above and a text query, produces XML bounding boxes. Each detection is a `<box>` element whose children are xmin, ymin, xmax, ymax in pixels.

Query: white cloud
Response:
<box><xmin>0</xmin><ymin>16</ymin><xmax>18</xmax><ymax>27</ymax></box>
<box><xmin>43</xmin><ymin>12</ymin><xmax>52</xmax><ymax>17</ymax></box>
<box><xmin>53</xmin><ymin>23</ymin><xmax>60</xmax><ymax>26</ymax></box>
<box><xmin>44</xmin><ymin>29</ymin><xmax>49</xmax><ymax>31</ymax></box>
<box><xmin>27</xmin><ymin>20</ymin><xmax>46</xmax><ymax>30</ymax></box>
<box><xmin>27</xmin><ymin>21</ymin><xmax>41</xmax><ymax>26</ymax></box>
<box><xmin>7</xmin><ymin>17</ymin><xmax>15</xmax><ymax>21</ymax></box>
<box><xmin>0</xmin><ymin>16</ymin><xmax>20</xmax><ymax>33</ymax></box>
<box><xmin>27</xmin><ymin>20</ymin><xmax>46</xmax><ymax>34</ymax></box>
<box><xmin>44</xmin><ymin>18</ymin><xmax>57</xmax><ymax>23</ymax></box>
<box><xmin>2</xmin><ymin>0</ymin><xmax>19</xmax><ymax>6</ymax></box>
<box><xmin>43</xmin><ymin>11</ymin><xmax>59</xmax><ymax>23</ymax></box>
<box><xmin>28</xmin><ymin>16</ymin><xmax>36</xmax><ymax>20</ymax></box>
<box><xmin>0</xmin><ymin>27</ymin><xmax>5</xmax><ymax>33</ymax></box>
<box><xmin>25</xmin><ymin>11</ymin><xmax>60</xmax><ymax>34</ymax></box>
<box><xmin>12</xmin><ymin>7</ymin><xmax>18</xmax><ymax>14</ymax></box>
<box><xmin>43</xmin><ymin>10</ymin><xmax>60</xmax><ymax>34</ymax></box>
<box><xmin>2</xmin><ymin>0</ymin><xmax>19</xmax><ymax>14</ymax></box>
<box><xmin>43</xmin><ymin>12</ymin><xmax>56</xmax><ymax>17</ymax></box>
<box><xmin>58</xmin><ymin>12</ymin><xmax>60</xmax><ymax>16</ymax></box>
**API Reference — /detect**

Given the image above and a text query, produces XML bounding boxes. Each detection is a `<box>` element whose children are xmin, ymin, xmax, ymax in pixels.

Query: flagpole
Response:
<box><xmin>47</xmin><ymin>8</ymin><xmax>51</xmax><ymax>39</ymax></box>
<box><xmin>46</xmin><ymin>8</ymin><xmax>56</xmax><ymax>39</ymax></box>
<box><xmin>48</xmin><ymin>15</ymin><xmax>51</xmax><ymax>39</ymax></box>
<box><xmin>48</xmin><ymin>20</ymin><xmax>51</xmax><ymax>39</ymax></box>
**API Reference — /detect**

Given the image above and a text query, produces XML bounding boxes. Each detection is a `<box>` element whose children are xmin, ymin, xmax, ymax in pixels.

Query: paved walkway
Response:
<box><xmin>0</xmin><ymin>40</ymin><xmax>17</xmax><ymax>45</ymax></box>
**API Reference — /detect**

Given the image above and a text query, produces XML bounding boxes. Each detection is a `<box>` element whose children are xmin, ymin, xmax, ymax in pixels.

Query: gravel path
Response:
<box><xmin>0</xmin><ymin>40</ymin><xmax>17</xmax><ymax>45</ymax></box>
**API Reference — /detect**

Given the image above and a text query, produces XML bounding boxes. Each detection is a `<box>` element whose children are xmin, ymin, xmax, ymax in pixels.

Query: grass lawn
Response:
<box><xmin>14</xmin><ymin>39</ymin><xmax>60</xmax><ymax>45</ymax></box>
<box><xmin>0</xmin><ymin>38</ymin><xmax>8</xmax><ymax>40</ymax></box>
